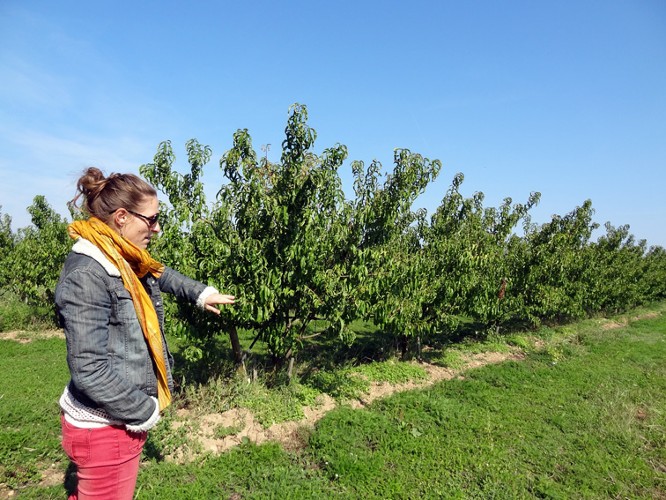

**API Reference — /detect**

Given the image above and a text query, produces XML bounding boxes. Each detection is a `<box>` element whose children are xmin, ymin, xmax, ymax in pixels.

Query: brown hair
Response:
<box><xmin>71</xmin><ymin>167</ymin><xmax>157</xmax><ymax>222</ymax></box>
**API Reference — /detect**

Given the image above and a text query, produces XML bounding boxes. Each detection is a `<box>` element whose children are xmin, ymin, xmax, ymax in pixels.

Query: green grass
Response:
<box><xmin>0</xmin><ymin>338</ymin><xmax>68</xmax><ymax>489</ymax></box>
<box><xmin>307</xmin><ymin>313</ymin><xmax>666</xmax><ymax>498</ymax></box>
<box><xmin>5</xmin><ymin>305</ymin><xmax>666</xmax><ymax>498</ymax></box>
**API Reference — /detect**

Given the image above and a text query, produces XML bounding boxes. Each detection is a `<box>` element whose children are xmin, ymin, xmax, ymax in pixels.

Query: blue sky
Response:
<box><xmin>1</xmin><ymin>0</ymin><xmax>665</xmax><ymax>247</ymax></box>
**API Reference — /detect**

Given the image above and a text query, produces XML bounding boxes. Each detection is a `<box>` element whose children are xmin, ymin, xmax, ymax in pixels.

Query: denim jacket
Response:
<box><xmin>56</xmin><ymin>238</ymin><xmax>212</xmax><ymax>426</ymax></box>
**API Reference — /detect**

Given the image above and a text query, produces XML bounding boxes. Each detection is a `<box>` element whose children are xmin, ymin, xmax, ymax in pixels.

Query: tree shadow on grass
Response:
<box><xmin>169</xmin><ymin>310</ymin><xmax>538</xmax><ymax>393</ymax></box>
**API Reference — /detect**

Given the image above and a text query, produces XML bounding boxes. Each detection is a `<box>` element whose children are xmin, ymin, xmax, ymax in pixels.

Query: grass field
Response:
<box><xmin>1</xmin><ymin>305</ymin><xmax>665</xmax><ymax>498</ymax></box>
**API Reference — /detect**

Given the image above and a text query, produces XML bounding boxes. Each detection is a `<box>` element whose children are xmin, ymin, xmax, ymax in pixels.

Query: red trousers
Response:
<box><xmin>60</xmin><ymin>414</ymin><xmax>147</xmax><ymax>500</ymax></box>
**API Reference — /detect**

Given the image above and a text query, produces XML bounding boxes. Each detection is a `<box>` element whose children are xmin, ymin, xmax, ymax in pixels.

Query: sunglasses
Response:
<box><xmin>127</xmin><ymin>210</ymin><xmax>160</xmax><ymax>227</ymax></box>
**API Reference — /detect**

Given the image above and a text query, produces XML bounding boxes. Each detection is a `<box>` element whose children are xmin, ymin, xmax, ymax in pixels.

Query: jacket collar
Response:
<box><xmin>72</xmin><ymin>238</ymin><xmax>121</xmax><ymax>277</ymax></box>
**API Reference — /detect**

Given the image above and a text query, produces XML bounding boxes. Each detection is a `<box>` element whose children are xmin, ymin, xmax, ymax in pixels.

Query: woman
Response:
<box><xmin>56</xmin><ymin>167</ymin><xmax>234</xmax><ymax>499</ymax></box>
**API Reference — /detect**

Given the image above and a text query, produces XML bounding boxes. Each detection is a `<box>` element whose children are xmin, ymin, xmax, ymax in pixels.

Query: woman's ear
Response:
<box><xmin>111</xmin><ymin>208</ymin><xmax>128</xmax><ymax>230</ymax></box>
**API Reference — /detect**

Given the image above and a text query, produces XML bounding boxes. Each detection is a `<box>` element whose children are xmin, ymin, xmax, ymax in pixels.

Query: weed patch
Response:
<box><xmin>237</xmin><ymin>381</ymin><xmax>320</xmax><ymax>428</ymax></box>
<box><xmin>0</xmin><ymin>292</ymin><xmax>56</xmax><ymax>332</ymax></box>
<box><xmin>305</xmin><ymin>369</ymin><xmax>370</xmax><ymax>401</ymax></box>
<box><xmin>353</xmin><ymin>359</ymin><xmax>428</xmax><ymax>384</ymax></box>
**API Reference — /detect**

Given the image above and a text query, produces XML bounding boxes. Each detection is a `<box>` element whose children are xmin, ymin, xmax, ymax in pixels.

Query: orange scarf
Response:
<box><xmin>68</xmin><ymin>217</ymin><xmax>171</xmax><ymax>411</ymax></box>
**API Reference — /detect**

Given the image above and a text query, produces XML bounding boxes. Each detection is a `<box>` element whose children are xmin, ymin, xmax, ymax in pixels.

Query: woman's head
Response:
<box><xmin>73</xmin><ymin>167</ymin><xmax>160</xmax><ymax>249</ymax></box>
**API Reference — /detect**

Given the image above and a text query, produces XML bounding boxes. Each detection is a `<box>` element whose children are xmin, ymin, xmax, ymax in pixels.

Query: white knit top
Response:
<box><xmin>59</xmin><ymin>385</ymin><xmax>121</xmax><ymax>429</ymax></box>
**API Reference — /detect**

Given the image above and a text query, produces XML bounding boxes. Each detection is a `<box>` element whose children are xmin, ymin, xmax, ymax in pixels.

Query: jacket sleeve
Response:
<box><xmin>56</xmin><ymin>267</ymin><xmax>157</xmax><ymax>425</ymax></box>
<box><xmin>158</xmin><ymin>266</ymin><xmax>216</xmax><ymax>306</ymax></box>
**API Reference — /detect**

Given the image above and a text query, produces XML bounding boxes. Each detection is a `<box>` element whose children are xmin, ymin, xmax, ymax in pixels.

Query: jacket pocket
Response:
<box><xmin>112</xmin><ymin>286</ymin><xmax>137</xmax><ymax>324</ymax></box>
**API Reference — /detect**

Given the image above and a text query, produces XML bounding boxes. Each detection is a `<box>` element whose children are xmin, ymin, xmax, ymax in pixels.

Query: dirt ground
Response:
<box><xmin>0</xmin><ymin>329</ymin><xmax>64</xmax><ymax>343</ymax></box>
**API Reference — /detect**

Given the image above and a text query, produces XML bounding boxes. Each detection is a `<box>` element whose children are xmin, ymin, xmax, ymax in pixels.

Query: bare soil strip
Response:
<box><xmin>0</xmin><ymin>329</ymin><xmax>64</xmax><ymax>343</ymax></box>
<box><xmin>170</xmin><ymin>350</ymin><xmax>523</xmax><ymax>462</ymax></box>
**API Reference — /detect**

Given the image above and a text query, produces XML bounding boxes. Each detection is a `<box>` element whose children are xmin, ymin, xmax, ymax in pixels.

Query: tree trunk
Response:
<box><xmin>287</xmin><ymin>357</ymin><xmax>295</xmax><ymax>381</ymax></box>
<box><xmin>228</xmin><ymin>325</ymin><xmax>243</xmax><ymax>365</ymax></box>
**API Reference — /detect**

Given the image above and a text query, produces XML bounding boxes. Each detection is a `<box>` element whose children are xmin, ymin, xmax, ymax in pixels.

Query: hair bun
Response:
<box><xmin>77</xmin><ymin>167</ymin><xmax>107</xmax><ymax>199</ymax></box>
<box><xmin>70</xmin><ymin>167</ymin><xmax>157</xmax><ymax>222</ymax></box>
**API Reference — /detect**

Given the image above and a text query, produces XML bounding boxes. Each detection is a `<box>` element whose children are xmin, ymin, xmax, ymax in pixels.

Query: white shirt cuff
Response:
<box><xmin>125</xmin><ymin>397</ymin><xmax>161</xmax><ymax>433</ymax></box>
<box><xmin>196</xmin><ymin>286</ymin><xmax>219</xmax><ymax>310</ymax></box>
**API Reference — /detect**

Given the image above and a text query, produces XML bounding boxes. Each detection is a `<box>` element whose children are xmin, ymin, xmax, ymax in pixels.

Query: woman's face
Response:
<box><xmin>122</xmin><ymin>196</ymin><xmax>160</xmax><ymax>249</ymax></box>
